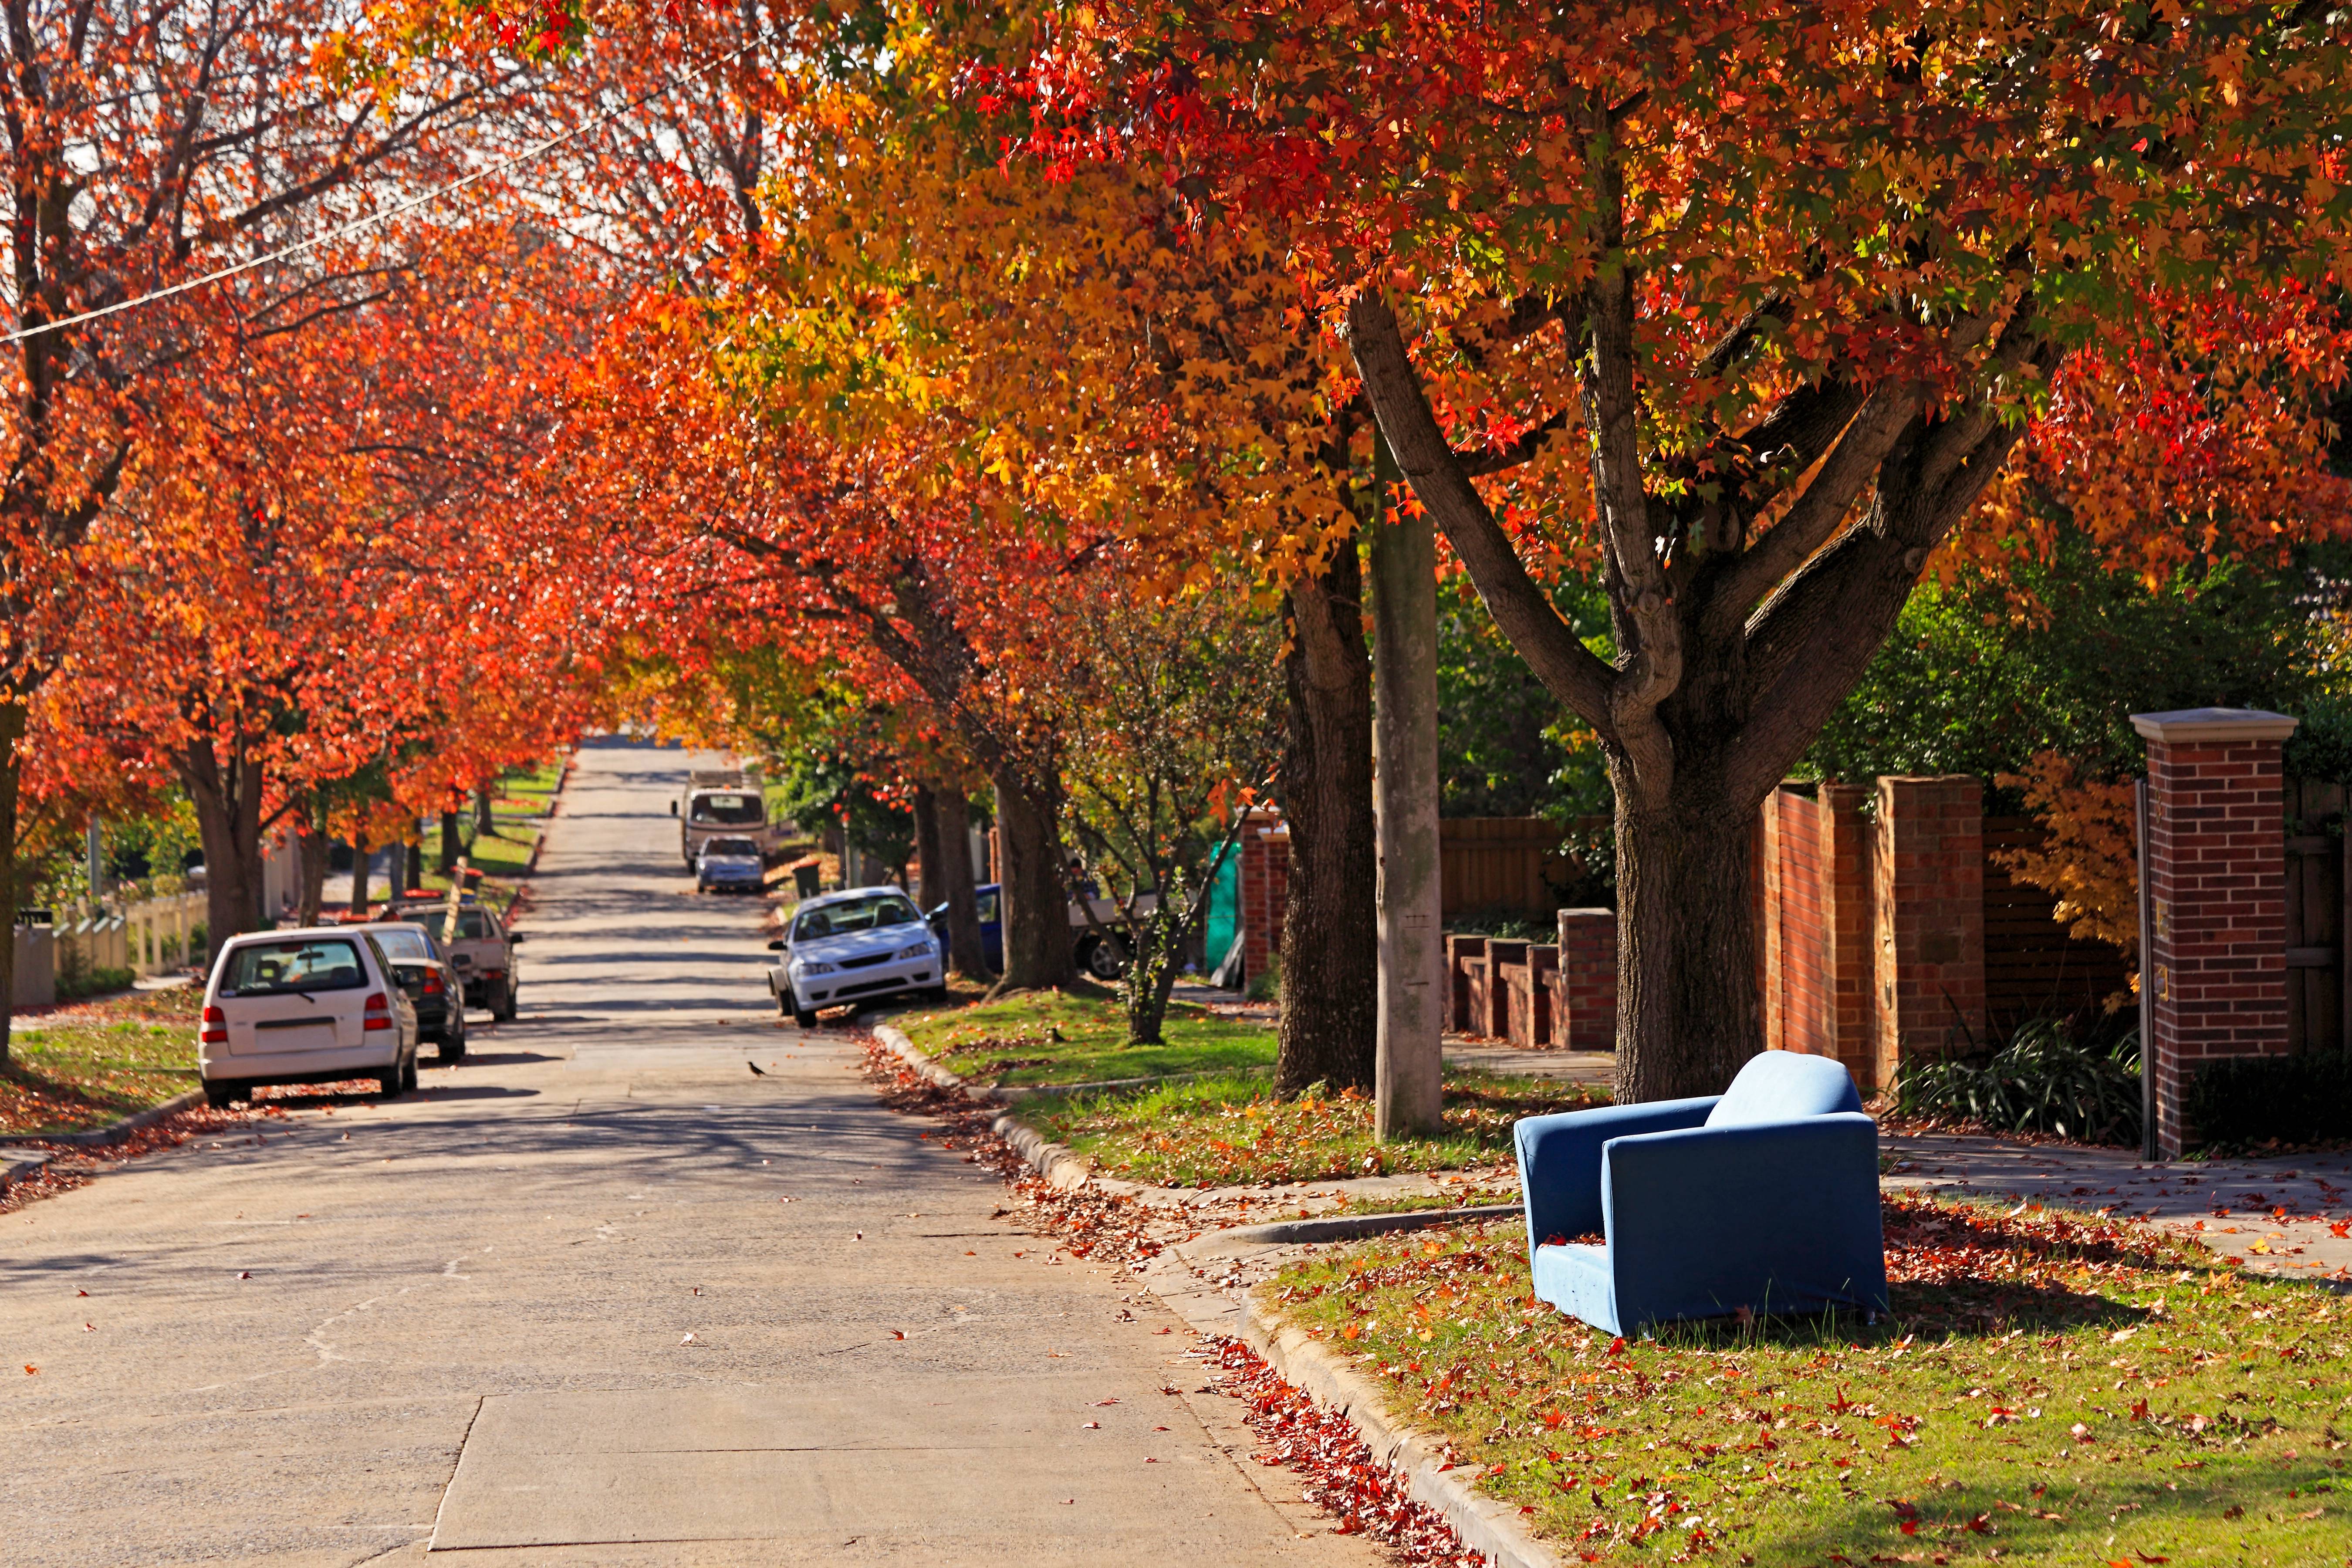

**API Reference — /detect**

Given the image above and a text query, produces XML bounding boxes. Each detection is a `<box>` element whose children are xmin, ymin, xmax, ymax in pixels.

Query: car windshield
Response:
<box><xmin>391</xmin><ymin>907</ymin><xmax>490</xmax><ymax>940</ymax></box>
<box><xmin>372</xmin><ymin>926</ymin><xmax>439</xmax><ymax>962</ymax></box>
<box><xmin>220</xmin><ymin>939</ymin><xmax>368</xmax><ymax>995</ymax></box>
<box><xmin>689</xmin><ymin>792</ymin><xmax>763</xmax><ymax>826</ymax></box>
<box><xmin>794</xmin><ymin>894</ymin><xmax>920</xmax><ymax>942</ymax></box>
<box><xmin>703</xmin><ymin>837</ymin><xmax>760</xmax><ymax>858</ymax></box>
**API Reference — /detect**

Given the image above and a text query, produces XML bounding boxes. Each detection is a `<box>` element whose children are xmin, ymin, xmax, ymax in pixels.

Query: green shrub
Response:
<box><xmin>1893</xmin><ymin>1017</ymin><xmax>2141</xmax><ymax>1145</ymax></box>
<box><xmin>57</xmin><ymin>964</ymin><xmax>136</xmax><ymax>1001</ymax></box>
<box><xmin>2184</xmin><ymin>1051</ymin><xmax>2352</xmax><ymax>1150</ymax></box>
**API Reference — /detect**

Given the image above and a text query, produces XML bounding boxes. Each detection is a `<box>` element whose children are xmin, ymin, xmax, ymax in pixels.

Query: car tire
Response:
<box><xmin>492</xmin><ymin>978</ymin><xmax>517</xmax><ymax>1022</ymax></box>
<box><xmin>438</xmin><ymin>1026</ymin><xmax>466</xmax><ymax>1064</ymax></box>
<box><xmin>1081</xmin><ymin>937</ymin><xmax>1128</xmax><ymax>981</ymax></box>
<box><xmin>203</xmin><ymin>1080</ymin><xmax>237</xmax><ymax>1111</ymax></box>
<box><xmin>793</xmin><ymin>1003</ymin><xmax>818</xmax><ymax>1029</ymax></box>
<box><xmin>402</xmin><ymin>1055</ymin><xmax>420</xmax><ymax>1092</ymax></box>
<box><xmin>378</xmin><ymin>1067</ymin><xmax>402</xmax><ymax>1098</ymax></box>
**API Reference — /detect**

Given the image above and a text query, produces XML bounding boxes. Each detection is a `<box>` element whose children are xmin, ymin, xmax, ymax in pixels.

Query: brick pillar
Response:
<box><xmin>1872</xmin><ymin>776</ymin><xmax>1987</xmax><ymax>1089</ymax></box>
<box><xmin>1555</xmin><ymin>908</ymin><xmax>1618</xmax><ymax>1051</ymax></box>
<box><xmin>1236</xmin><ymin>812</ymin><xmax>1288</xmax><ymax>987</ymax></box>
<box><xmin>2133</xmin><ymin>707</ymin><xmax>2297</xmax><ymax>1159</ymax></box>
<box><xmin>1445</xmin><ymin>934</ymin><xmax>1486</xmax><ymax>1032</ymax></box>
<box><xmin>1821</xmin><ymin>783</ymin><xmax>1877</xmax><ymax>1089</ymax></box>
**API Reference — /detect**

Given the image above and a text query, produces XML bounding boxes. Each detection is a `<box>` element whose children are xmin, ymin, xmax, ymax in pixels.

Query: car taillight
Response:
<box><xmin>422</xmin><ymin>969</ymin><xmax>444</xmax><ymax>996</ymax></box>
<box><xmin>363</xmin><ymin>992</ymin><xmax>393</xmax><ymax>1031</ymax></box>
<box><xmin>200</xmin><ymin>1006</ymin><xmax>227</xmax><ymax>1045</ymax></box>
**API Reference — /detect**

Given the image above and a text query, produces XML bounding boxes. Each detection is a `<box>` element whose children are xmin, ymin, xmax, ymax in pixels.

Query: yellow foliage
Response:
<box><xmin>1994</xmin><ymin>752</ymin><xmax>2139</xmax><ymax>965</ymax></box>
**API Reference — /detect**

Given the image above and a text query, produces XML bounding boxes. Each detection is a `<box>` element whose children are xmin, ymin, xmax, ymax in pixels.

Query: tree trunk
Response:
<box><xmin>405</xmin><ymin>840</ymin><xmax>423</xmax><ymax>894</ymax></box>
<box><xmin>439</xmin><ymin>810</ymin><xmax>461</xmax><ymax>873</ymax></box>
<box><xmin>993</xmin><ymin>769</ymin><xmax>1075</xmax><ymax>990</ymax></box>
<box><xmin>1613</xmin><ymin>791</ymin><xmax>1765</xmax><ymax>1104</ymax></box>
<box><xmin>933</xmin><ymin>786</ymin><xmax>987</xmax><ymax>982</ymax></box>
<box><xmin>182</xmin><ymin>740</ymin><xmax>269</xmax><ymax>953</ymax></box>
<box><xmin>1275</xmin><ymin>534</ymin><xmax>1380</xmax><ymax>1095</ymax></box>
<box><xmin>912</xmin><ymin>784</ymin><xmax>943</xmax><ymax>908</ymax></box>
<box><xmin>1369</xmin><ymin>439</ymin><xmax>1446</xmax><ymax>1138</ymax></box>
<box><xmin>350</xmin><ymin>832</ymin><xmax>370</xmax><ymax>916</ymax></box>
<box><xmin>0</xmin><ymin>698</ymin><xmax>24</xmax><ymax>1063</ymax></box>
<box><xmin>475</xmin><ymin>784</ymin><xmax>496</xmax><ymax>838</ymax></box>
<box><xmin>297</xmin><ymin>804</ymin><xmax>329</xmax><ymax>928</ymax></box>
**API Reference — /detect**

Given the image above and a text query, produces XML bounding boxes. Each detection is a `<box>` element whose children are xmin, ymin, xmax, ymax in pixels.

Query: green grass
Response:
<box><xmin>894</xmin><ymin>988</ymin><xmax>1278</xmax><ymax>1087</ymax></box>
<box><xmin>1018</xmin><ymin>1068</ymin><xmax>1608</xmax><ymax>1186</ymax></box>
<box><xmin>413</xmin><ymin>756</ymin><xmax>562</xmax><ymax>894</ymax></box>
<box><xmin>1264</xmin><ymin>1195</ymin><xmax>2352</xmax><ymax>1564</ymax></box>
<box><xmin>3</xmin><ymin>987</ymin><xmax>204</xmax><ymax>1136</ymax></box>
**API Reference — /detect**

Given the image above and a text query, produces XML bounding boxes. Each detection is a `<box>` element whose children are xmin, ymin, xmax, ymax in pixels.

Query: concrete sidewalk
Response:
<box><xmin>0</xmin><ymin>737</ymin><xmax>1380</xmax><ymax>1567</ymax></box>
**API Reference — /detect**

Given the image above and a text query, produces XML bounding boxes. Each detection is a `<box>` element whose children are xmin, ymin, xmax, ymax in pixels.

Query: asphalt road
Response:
<box><xmin>2</xmin><ymin>737</ymin><xmax>1379</xmax><ymax>1566</ymax></box>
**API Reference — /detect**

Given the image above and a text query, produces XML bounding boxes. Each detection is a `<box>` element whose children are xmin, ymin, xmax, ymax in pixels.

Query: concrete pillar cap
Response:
<box><xmin>2130</xmin><ymin>707</ymin><xmax>2299</xmax><ymax>742</ymax></box>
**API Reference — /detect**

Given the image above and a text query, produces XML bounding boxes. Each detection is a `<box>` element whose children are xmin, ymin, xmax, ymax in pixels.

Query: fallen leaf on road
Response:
<box><xmin>1144</xmin><ymin>1456</ymin><xmax>1157</xmax><ymax>1463</ymax></box>
<box><xmin>1095</xmin><ymin>1398</ymin><xmax>1119</xmax><ymax>1406</ymax></box>
<box><xmin>1082</xmin><ymin>1421</ymin><xmax>1100</xmax><ymax>1429</ymax></box>
<box><xmin>680</xmin><ymin>1333</ymin><xmax>696</xmax><ymax>1344</ymax></box>
<box><xmin>81</xmin><ymin>1323</ymin><xmax>93</xmax><ymax>1332</ymax></box>
<box><xmin>23</xmin><ymin>1365</ymin><xmax>34</xmax><ymax>1374</ymax></box>
<box><xmin>75</xmin><ymin>1289</ymin><xmax>86</xmax><ymax>1297</ymax></box>
<box><xmin>236</xmin><ymin>1271</ymin><xmax>250</xmax><ymax>1279</ymax></box>
<box><xmin>891</xmin><ymin>1331</ymin><xmax>905</xmax><ymax>1341</ymax></box>
<box><xmin>853</xmin><ymin>1231</ymin><xmax>863</xmax><ymax>1240</ymax></box>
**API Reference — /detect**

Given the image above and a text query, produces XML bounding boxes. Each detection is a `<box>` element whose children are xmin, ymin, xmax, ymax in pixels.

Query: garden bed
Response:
<box><xmin>891</xmin><ymin>988</ymin><xmax>1277</xmax><ymax>1086</ymax></box>
<box><xmin>3</xmin><ymin>987</ymin><xmax>204</xmax><ymax>1137</ymax></box>
<box><xmin>1262</xmin><ymin>1194</ymin><xmax>2349</xmax><ymax>1564</ymax></box>
<box><xmin>1020</xmin><ymin>1068</ymin><xmax>1608</xmax><ymax>1187</ymax></box>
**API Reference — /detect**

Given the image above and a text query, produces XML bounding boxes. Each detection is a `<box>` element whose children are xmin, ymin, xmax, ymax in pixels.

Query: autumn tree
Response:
<box><xmin>1017</xmin><ymin>0</ymin><xmax>2352</xmax><ymax>1099</ymax></box>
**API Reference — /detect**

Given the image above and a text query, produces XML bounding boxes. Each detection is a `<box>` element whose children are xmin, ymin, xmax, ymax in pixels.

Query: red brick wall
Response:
<box><xmin>1761</xmin><ymin>784</ymin><xmax>1878</xmax><ymax>1086</ymax></box>
<box><xmin>1555</xmin><ymin>909</ymin><xmax>1617</xmax><ymax>1051</ymax></box>
<box><xmin>1872</xmin><ymin>776</ymin><xmax>1987</xmax><ymax>1089</ymax></box>
<box><xmin>2135</xmin><ymin>711</ymin><xmax>2296</xmax><ymax>1157</ymax></box>
<box><xmin>1237</xmin><ymin>814</ymin><xmax>1289</xmax><ymax>987</ymax></box>
<box><xmin>1445</xmin><ymin>934</ymin><xmax>1485</xmax><ymax>1032</ymax></box>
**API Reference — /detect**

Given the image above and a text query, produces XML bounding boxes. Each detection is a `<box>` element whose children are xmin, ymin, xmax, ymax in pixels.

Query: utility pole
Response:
<box><xmin>1370</xmin><ymin>434</ymin><xmax>1444</xmax><ymax>1139</ymax></box>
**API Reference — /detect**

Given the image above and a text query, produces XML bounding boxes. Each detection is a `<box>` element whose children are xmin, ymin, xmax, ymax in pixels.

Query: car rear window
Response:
<box><xmin>793</xmin><ymin>894</ymin><xmax>921</xmax><ymax>941</ymax></box>
<box><xmin>220</xmin><ymin>939</ymin><xmax>368</xmax><ymax>996</ymax></box>
<box><xmin>689</xmin><ymin>792</ymin><xmax>763</xmax><ymax>826</ymax></box>
<box><xmin>373</xmin><ymin>926</ymin><xmax>437</xmax><ymax>961</ymax></box>
<box><xmin>389</xmin><ymin>907</ymin><xmax>489</xmax><ymax>940</ymax></box>
<box><xmin>703</xmin><ymin>837</ymin><xmax>760</xmax><ymax>857</ymax></box>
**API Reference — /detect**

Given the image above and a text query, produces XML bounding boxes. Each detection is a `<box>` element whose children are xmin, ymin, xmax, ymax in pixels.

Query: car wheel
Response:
<box><xmin>402</xmin><ymin>1054</ymin><xmax>420</xmax><ymax>1092</ymax></box>
<box><xmin>793</xmin><ymin>1003</ymin><xmax>819</xmax><ymax>1029</ymax></box>
<box><xmin>1082</xmin><ymin>937</ymin><xmax>1128</xmax><ymax>981</ymax></box>
<box><xmin>491</xmin><ymin>978</ymin><xmax>517</xmax><ymax>1021</ymax></box>
<box><xmin>203</xmin><ymin>1080</ymin><xmax>237</xmax><ymax>1111</ymax></box>
<box><xmin>241</xmin><ymin>1084</ymin><xmax>269</xmax><ymax>1108</ymax></box>
<box><xmin>378</xmin><ymin>1066</ymin><xmax>402</xmax><ymax>1098</ymax></box>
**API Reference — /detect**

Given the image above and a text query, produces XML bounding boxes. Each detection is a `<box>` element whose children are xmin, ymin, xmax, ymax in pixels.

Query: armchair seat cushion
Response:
<box><xmin>1531</xmin><ymin>1243</ymin><xmax>1615</xmax><ymax>1331</ymax></box>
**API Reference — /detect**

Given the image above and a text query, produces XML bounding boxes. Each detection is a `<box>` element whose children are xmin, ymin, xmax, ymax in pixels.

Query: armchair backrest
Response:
<box><xmin>1703</xmin><ymin>1051</ymin><xmax>1864</xmax><ymax>1127</ymax></box>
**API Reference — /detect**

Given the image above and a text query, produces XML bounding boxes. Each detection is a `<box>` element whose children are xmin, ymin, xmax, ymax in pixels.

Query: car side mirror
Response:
<box><xmin>766</xmin><ymin>938</ymin><xmax>786</xmax><ymax>951</ymax></box>
<box><xmin>507</xmin><ymin>931</ymin><xmax>525</xmax><ymax>943</ymax></box>
<box><xmin>669</xmin><ymin>801</ymin><xmax>678</xmax><ymax>815</ymax></box>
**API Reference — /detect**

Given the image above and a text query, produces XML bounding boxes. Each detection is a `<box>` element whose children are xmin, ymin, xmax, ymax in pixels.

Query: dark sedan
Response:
<box><xmin>370</xmin><ymin>921</ymin><xmax>468</xmax><ymax>1061</ymax></box>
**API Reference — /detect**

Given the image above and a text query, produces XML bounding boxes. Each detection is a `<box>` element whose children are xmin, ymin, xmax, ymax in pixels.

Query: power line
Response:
<box><xmin>2</xmin><ymin>39</ymin><xmax>761</xmax><ymax>347</ymax></box>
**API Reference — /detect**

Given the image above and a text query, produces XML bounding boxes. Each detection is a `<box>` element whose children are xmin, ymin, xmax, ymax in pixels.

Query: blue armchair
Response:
<box><xmin>1514</xmin><ymin>1051</ymin><xmax>1887</xmax><ymax>1336</ymax></box>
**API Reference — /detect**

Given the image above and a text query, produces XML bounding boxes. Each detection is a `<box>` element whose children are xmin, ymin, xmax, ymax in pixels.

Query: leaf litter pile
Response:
<box><xmin>861</xmin><ymin>1037</ymin><xmax>1485</xmax><ymax>1562</ymax></box>
<box><xmin>1</xmin><ymin>1100</ymin><xmax>302</xmax><ymax>1216</ymax></box>
<box><xmin>1267</xmin><ymin>1195</ymin><xmax>2352</xmax><ymax>1564</ymax></box>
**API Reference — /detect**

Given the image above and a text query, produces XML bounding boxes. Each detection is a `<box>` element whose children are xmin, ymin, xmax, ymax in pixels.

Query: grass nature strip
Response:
<box><xmin>1020</xmin><ymin>1068</ymin><xmax>1609</xmax><ymax>1187</ymax></box>
<box><xmin>895</xmin><ymin>988</ymin><xmax>1279</xmax><ymax>1086</ymax></box>
<box><xmin>1264</xmin><ymin>1196</ymin><xmax>2352</xmax><ymax>1565</ymax></box>
<box><xmin>2</xmin><ymin>987</ymin><xmax>204</xmax><ymax>1137</ymax></box>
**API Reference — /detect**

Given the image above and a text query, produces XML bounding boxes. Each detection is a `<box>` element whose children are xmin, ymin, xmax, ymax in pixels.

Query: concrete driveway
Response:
<box><xmin>1</xmin><ymin>737</ymin><xmax>1377</xmax><ymax>1566</ymax></box>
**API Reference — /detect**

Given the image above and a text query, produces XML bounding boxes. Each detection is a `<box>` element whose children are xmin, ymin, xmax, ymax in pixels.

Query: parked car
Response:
<box><xmin>370</xmin><ymin>921</ymin><xmax>467</xmax><ymax>1061</ymax></box>
<box><xmin>695</xmin><ymin>835</ymin><xmax>766</xmax><ymax>894</ymax></box>
<box><xmin>767</xmin><ymin>886</ymin><xmax>946</xmax><ymax>1027</ymax></box>
<box><xmin>927</xmin><ymin>882</ymin><xmax>1149</xmax><ymax>980</ymax></box>
<box><xmin>198</xmin><ymin>928</ymin><xmax>419</xmax><ymax>1108</ymax></box>
<box><xmin>378</xmin><ymin>897</ymin><xmax>524</xmax><ymax>1021</ymax></box>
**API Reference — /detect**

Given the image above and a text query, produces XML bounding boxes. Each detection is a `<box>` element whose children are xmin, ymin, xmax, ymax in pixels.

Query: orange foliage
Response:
<box><xmin>1994</xmin><ymin>753</ymin><xmax>2142</xmax><ymax>968</ymax></box>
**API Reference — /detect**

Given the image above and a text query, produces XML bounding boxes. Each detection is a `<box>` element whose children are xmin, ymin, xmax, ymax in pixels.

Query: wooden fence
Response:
<box><xmin>1438</xmin><ymin>817</ymin><xmax>1590</xmax><ymax>919</ymax></box>
<box><xmin>2283</xmin><ymin>776</ymin><xmax>2345</xmax><ymax>1054</ymax></box>
<box><xmin>1981</xmin><ymin>815</ymin><xmax>2135</xmax><ymax>1030</ymax></box>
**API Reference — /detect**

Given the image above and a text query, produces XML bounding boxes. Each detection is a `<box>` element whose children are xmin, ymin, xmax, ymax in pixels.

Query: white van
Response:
<box><xmin>198</xmin><ymin>928</ymin><xmax>420</xmax><ymax>1108</ymax></box>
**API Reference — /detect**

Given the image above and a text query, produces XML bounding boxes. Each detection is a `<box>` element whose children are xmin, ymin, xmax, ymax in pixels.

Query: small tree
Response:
<box><xmin>1056</xmin><ymin>581</ymin><xmax>1283</xmax><ymax>1045</ymax></box>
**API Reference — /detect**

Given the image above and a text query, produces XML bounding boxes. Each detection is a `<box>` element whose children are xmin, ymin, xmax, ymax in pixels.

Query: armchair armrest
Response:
<box><xmin>1600</xmin><ymin>1114</ymin><xmax>1887</xmax><ymax>1331</ymax></box>
<box><xmin>1515</xmin><ymin>1097</ymin><xmax>1718</xmax><ymax>1253</ymax></box>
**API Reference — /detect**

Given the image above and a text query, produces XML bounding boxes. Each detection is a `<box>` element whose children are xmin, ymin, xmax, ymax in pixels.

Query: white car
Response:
<box><xmin>198</xmin><ymin>928</ymin><xmax>421</xmax><ymax>1108</ymax></box>
<box><xmin>766</xmin><ymin>887</ymin><xmax>946</xmax><ymax>1027</ymax></box>
<box><xmin>695</xmin><ymin>835</ymin><xmax>766</xmax><ymax>894</ymax></box>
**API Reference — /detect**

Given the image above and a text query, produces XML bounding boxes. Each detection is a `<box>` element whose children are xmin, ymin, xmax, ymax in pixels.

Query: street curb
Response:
<box><xmin>1</xmin><ymin>1146</ymin><xmax>49</xmax><ymax>1193</ymax></box>
<box><xmin>1199</xmin><ymin>1203</ymin><xmax>1523</xmax><ymax>1248</ymax></box>
<box><xmin>1236</xmin><ymin>1294</ymin><xmax>1563</xmax><ymax>1568</ymax></box>
<box><xmin>871</xmin><ymin>1024</ymin><xmax>1093</xmax><ymax>1190</ymax></box>
<box><xmin>45</xmin><ymin>1088</ymin><xmax>207</xmax><ymax>1149</ymax></box>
